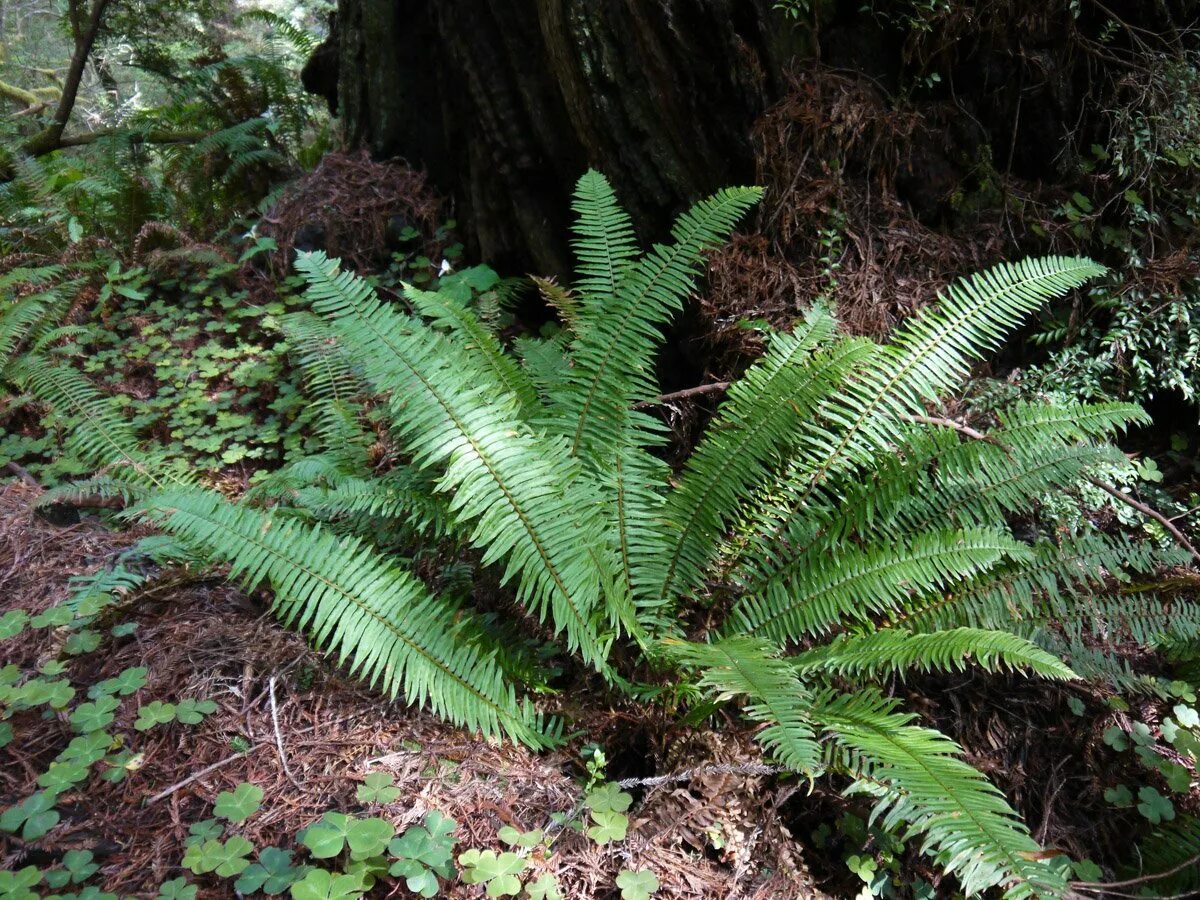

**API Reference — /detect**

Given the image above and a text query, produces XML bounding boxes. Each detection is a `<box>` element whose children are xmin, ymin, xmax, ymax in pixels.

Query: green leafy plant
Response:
<box><xmin>214</xmin><ymin>782</ymin><xmax>265</xmax><ymax>823</ymax></box>
<box><xmin>13</xmin><ymin>169</ymin><xmax>1196</xmax><ymax>897</ymax></box>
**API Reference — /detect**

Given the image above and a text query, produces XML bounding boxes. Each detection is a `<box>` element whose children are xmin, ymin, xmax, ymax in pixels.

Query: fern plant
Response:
<box><xmin>14</xmin><ymin>170</ymin><xmax>1195</xmax><ymax>897</ymax></box>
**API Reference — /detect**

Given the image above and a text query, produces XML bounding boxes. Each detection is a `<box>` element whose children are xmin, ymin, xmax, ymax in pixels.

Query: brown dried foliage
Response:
<box><xmin>257</xmin><ymin>151</ymin><xmax>444</xmax><ymax>275</ymax></box>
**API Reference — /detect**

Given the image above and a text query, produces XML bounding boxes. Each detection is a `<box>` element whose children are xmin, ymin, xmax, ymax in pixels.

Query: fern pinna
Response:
<box><xmin>16</xmin><ymin>170</ymin><xmax>1195</xmax><ymax>897</ymax></box>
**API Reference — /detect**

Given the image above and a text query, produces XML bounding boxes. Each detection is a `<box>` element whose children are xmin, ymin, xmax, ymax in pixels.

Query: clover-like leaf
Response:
<box><xmin>586</xmin><ymin>809</ymin><xmax>628</xmax><ymax>844</ymax></box>
<box><xmin>111</xmin><ymin>622</ymin><xmax>139</xmax><ymax>637</ymax></box>
<box><xmin>21</xmin><ymin>677</ymin><xmax>75</xmax><ymax>709</ymax></box>
<box><xmin>1103</xmin><ymin>784</ymin><xmax>1133</xmax><ymax>807</ymax></box>
<box><xmin>111</xmin><ymin>667</ymin><xmax>149</xmax><ymax>696</ymax></box>
<box><xmin>59</xmin><ymin>849</ymin><xmax>99</xmax><ymax>884</ymax></box>
<box><xmin>1174</xmin><ymin>704</ymin><xmax>1200</xmax><ymax>728</ymax></box>
<box><xmin>156</xmin><ymin>877</ymin><xmax>197</xmax><ymax>900</ymax></box>
<box><xmin>390</xmin><ymin>859</ymin><xmax>440</xmax><ymax>898</ymax></box>
<box><xmin>0</xmin><ymin>865</ymin><xmax>41</xmax><ymax>900</ymax></box>
<box><xmin>70</xmin><ymin>696</ymin><xmax>121</xmax><ymax>733</ymax></box>
<box><xmin>185</xmin><ymin>818</ymin><xmax>223</xmax><ymax>847</ymax></box>
<box><xmin>525</xmin><ymin>873</ymin><xmax>564</xmax><ymax>900</ymax></box>
<box><xmin>40</xmin><ymin>659</ymin><xmax>68</xmax><ymax>675</ymax></box>
<box><xmin>175</xmin><ymin>698</ymin><xmax>218</xmax><ymax>725</ymax></box>
<box><xmin>498</xmin><ymin>825</ymin><xmax>544</xmax><ymax>848</ymax></box>
<box><xmin>301</xmin><ymin>812</ymin><xmax>353</xmax><ymax>859</ymax></box>
<box><xmin>1137</xmin><ymin>786</ymin><xmax>1176</xmax><ymax>824</ymax></box>
<box><xmin>288</xmin><ymin>869</ymin><xmax>364</xmax><ymax>900</ymax></box>
<box><xmin>0</xmin><ymin>790</ymin><xmax>61</xmax><ymax>840</ymax></box>
<box><xmin>38</xmin><ymin>760</ymin><xmax>92</xmax><ymax>792</ymax></box>
<box><xmin>459</xmin><ymin>849</ymin><xmax>525</xmax><ymax>896</ymax></box>
<box><xmin>0</xmin><ymin>609</ymin><xmax>29</xmax><ymax>639</ymax></box>
<box><xmin>1162</xmin><ymin>761</ymin><xmax>1192</xmax><ymax>794</ymax></box>
<box><xmin>345</xmin><ymin>817</ymin><xmax>394</xmax><ymax>860</ymax></box>
<box><xmin>32</xmin><ymin>605</ymin><xmax>74</xmax><ymax>628</ymax></box>
<box><xmin>356</xmin><ymin>772</ymin><xmax>400</xmax><ymax>805</ymax></box>
<box><xmin>1102</xmin><ymin>725</ymin><xmax>1129</xmax><ymax>751</ymax></box>
<box><xmin>58</xmin><ymin>731</ymin><xmax>112</xmax><ymax>766</ymax></box>
<box><xmin>101</xmin><ymin>750</ymin><xmax>144</xmax><ymax>783</ymax></box>
<box><xmin>64</xmin><ymin>630</ymin><xmax>102</xmax><ymax>655</ymax></box>
<box><xmin>134</xmin><ymin>700</ymin><xmax>176</xmax><ymax>731</ymax></box>
<box><xmin>235</xmin><ymin>847</ymin><xmax>305</xmax><ymax>895</ymax></box>
<box><xmin>214</xmin><ymin>782</ymin><xmax>264</xmax><ymax>823</ymax></box>
<box><xmin>585</xmin><ymin>782</ymin><xmax>632</xmax><ymax>814</ymax></box>
<box><xmin>0</xmin><ymin>723</ymin><xmax>12</xmax><ymax>750</ymax></box>
<box><xmin>1162</xmin><ymin>718</ymin><xmax>1180</xmax><ymax>744</ymax></box>
<box><xmin>182</xmin><ymin>836</ymin><xmax>254</xmax><ymax>876</ymax></box>
<box><xmin>616</xmin><ymin>868</ymin><xmax>660</xmax><ymax>900</ymax></box>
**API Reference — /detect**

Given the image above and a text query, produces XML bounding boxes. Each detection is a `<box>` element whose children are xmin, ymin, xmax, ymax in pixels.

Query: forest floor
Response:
<box><xmin>0</xmin><ymin>480</ymin><xmax>824</xmax><ymax>898</ymax></box>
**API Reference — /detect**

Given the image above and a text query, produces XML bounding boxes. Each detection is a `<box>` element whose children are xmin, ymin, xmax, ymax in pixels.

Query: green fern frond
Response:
<box><xmin>279</xmin><ymin>311</ymin><xmax>366</xmax><ymax>406</ymax></box>
<box><xmin>1125</xmin><ymin>816</ymin><xmax>1200</xmax><ymax>891</ymax></box>
<box><xmin>639</xmin><ymin>311</ymin><xmax>866</xmax><ymax>605</ymax></box>
<box><xmin>294</xmin><ymin>251</ymin><xmax>610</xmax><ymax>666</ymax></box>
<box><xmin>406</xmin><ymin>283</ymin><xmax>539</xmax><ymax>414</ymax></box>
<box><xmin>896</xmin><ymin>532</ymin><xmax>1172</xmax><ymax>633</ymax></box>
<box><xmin>728</xmin><ymin>528</ymin><xmax>1024</xmax><ymax>642</ymax></box>
<box><xmin>725</xmin><ymin>256</ymin><xmax>1105</xmax><ymax>577</ymax></box>
<box><xmin>811</xmin><ymin>687</ymin><xmax>1065</xmax><ymax>898</ymax></box>
<box><xmin>668</xmin><ymin>637</ymin><xmax>823</xmax><ymax>775</ymax></box>
<box><xmin>8</xmin><ymin>355</ymin><xmax>177</xmax><ymax>486</ymax></box>
<box><xmin>791</xmin><ymin>628</ymin><xmax>1076</xmax><ymax>680</ymax></box>
<box><xmin>555</xmin><ymin>182</ymin><xmax>761</xmax><ymax>461</ymax></box>
<box><xmin>134</xmin><ymin>488</ymin><xmax>549</xmax><ymax>746</ymax></box>
<box><xmin>570</xmin><ymin>170</ymin><xmax>639</xmax><ymax>307</ymax></box>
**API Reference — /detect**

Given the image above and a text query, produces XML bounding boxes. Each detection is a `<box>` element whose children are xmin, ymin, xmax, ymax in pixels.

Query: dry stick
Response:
<box><xmin>1070</xmin><ymin>851</ymin><xmax>1200</xmax><ymax>893</ymax></box>
<box><xmin>269</xmin><ymin>676</ymin><xmax>302</xmax><ymax>790</ymax></box>
<box><xmin>145</xmin><ymin>712</ymin><xmax>363</xmax><ymax>805</ymax></box>
<box><xmin>1085</xmin><ymin>477</ymin><xmax>1200</xmax><ymax>568</ymax></box>
<box><xmin>633</xmin><ymin>381</ymin><xmax>730</xmax><ymax>409</ymax></box>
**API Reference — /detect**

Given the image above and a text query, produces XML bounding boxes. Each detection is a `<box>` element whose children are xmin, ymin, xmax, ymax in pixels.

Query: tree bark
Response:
<box><xmin>309</xmin><ymin>0</ymin><xmax>813</xmax><ymax>274</ymax></box>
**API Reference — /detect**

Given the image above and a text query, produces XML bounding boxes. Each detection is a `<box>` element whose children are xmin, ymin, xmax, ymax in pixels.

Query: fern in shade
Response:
<box><xmin>11</xmin><ymin>167</ymin><xmax>1191</xmax><ymax>898</ymax></box>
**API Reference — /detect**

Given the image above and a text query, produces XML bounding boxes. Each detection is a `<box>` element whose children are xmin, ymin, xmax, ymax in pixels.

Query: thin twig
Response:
<box><xmin>902</xmin><ymin>413</ymin><xmax>1200</xmax><ymax>567</ymax></box>
<box><xmin>899</xmin><ymin>413</ymin><xmax>1008</xmax><ymax>448</ymax></box>
<box><xmin>145</xmin><ymin>713</ymin><xmax>362</xmax><ymax>805</ymax></box>
<box><xmin>1085</xmin><ymin>477</ymin><xmax>1200</xmax><ymax>567</ymax></box>
<box><xmin>1070</xmin><ymin>850</ymin><xmax>1200</xmax><ymax>891</ymax></box>
<box><xmin>269</xmin><ymin>676</ymin><xmax>302</xmax><ymax>789</ymax></box>
<box><xmin>633</xmin><ymin>381</ymin><xmax>731</xmax><ymax>409</ymax></box>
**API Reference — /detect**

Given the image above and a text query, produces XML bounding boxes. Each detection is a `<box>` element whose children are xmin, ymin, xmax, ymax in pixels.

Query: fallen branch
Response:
<box><xmin>633</xmin><ymin>381</ymin><xmax>731</xmax><ymax>409</ymax></box>
<box><xmin>901</xmin><ymin>413</ymin><xmax>1200</xmax><ymax>567</ymax></box>
<box><xmin>145</xmin><ymin>712</ymin><xmax>363</xmax><ymax>805</ymax></box>
<box><xmin>1086</xmin><ymin>477</ymin><xmax>1200</xmax><ymax>567</ymax></box>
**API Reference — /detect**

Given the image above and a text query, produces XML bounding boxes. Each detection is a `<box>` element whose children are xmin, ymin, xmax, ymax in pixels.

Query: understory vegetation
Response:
<box><xmin>3</xmin><ymin>1</ymin><xmax>1200</xmax><ymax>898</ymax></box>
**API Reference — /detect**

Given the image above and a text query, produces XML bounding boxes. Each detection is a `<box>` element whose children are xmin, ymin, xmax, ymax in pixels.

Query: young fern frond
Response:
<box><xmin>790</xmin><ymin>627</ymin><xmax>1076</xmax><ymax>681</ymax></box>
<box><xmin>294</xmin><ymin>251</ymin><xmax>610</xmax><ymax>666</ymax></box>
<box><xmin>134</xmin><ymin>488</ymin><xmax>549</xmax><ymax>747</ymax></box>
<box><xmin>554</xmin><ymin>181</ymin><xmax>761</xmax><ymax>462</ymax></box>
<box><xmin>637</xmin><ymin>311</ymin><xmax>867</xmax><ymax>605</ymax></box>
<box><xmin>570</xmin><ymin>170</ymin><xmax>640</xmax><ymax>309</ymax></box>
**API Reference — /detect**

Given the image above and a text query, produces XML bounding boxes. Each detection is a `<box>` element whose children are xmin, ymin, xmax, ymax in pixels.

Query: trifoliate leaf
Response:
<box><xmin>616</xmin><ymin>868</ymin><xmax>660</xmax><ymax>900</ymax></box>
<box><xmin>214</xmin><ymin>782</ymin><xmax>264</xmax><ymax>823</ymax></box>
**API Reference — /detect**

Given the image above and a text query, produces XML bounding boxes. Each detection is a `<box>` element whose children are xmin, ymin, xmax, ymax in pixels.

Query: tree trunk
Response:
<box><xmin>307</xmin><ymin>0</ymin><xmax>813</xmax><ymax>274</ymax></box>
